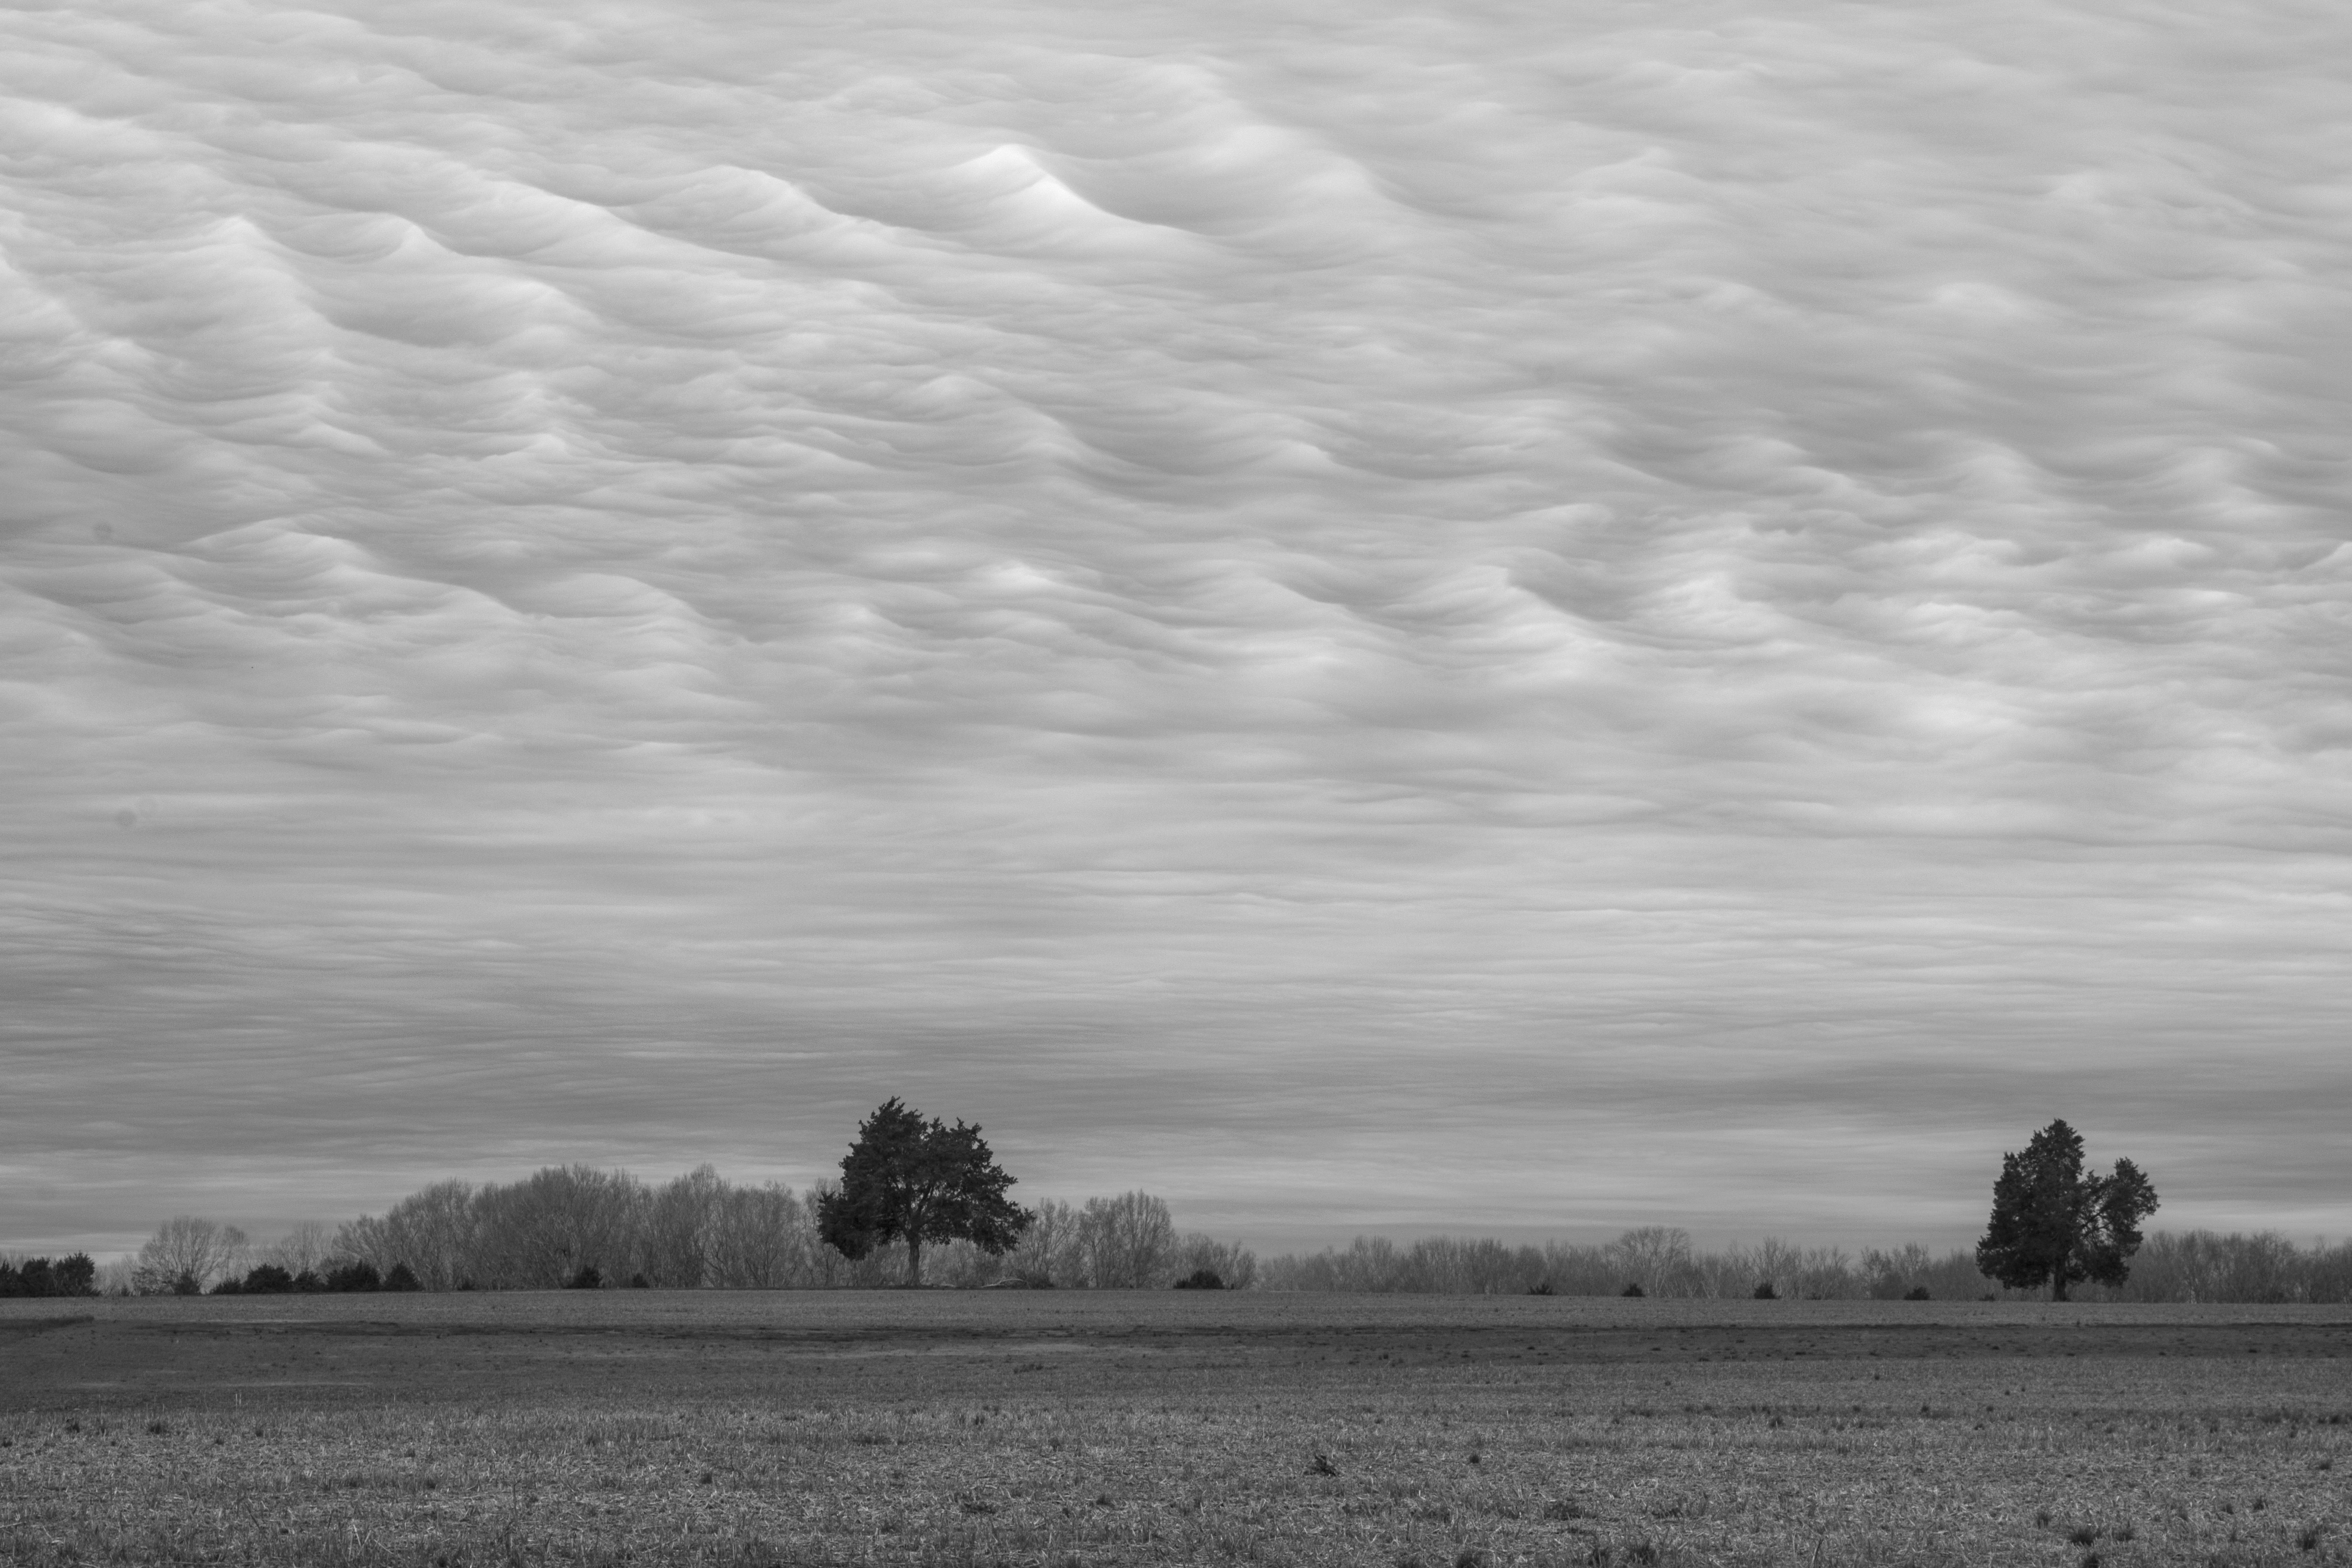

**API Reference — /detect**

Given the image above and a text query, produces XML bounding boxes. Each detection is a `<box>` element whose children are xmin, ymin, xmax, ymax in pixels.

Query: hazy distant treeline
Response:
<box><xmin>122</xmin><ymin>1167</ymin><xmax>1257</xmax><ymax>1294</ymax></box>
<box><xmin>1257</xmin><ymin>1226</ymin><xmax>2352</xmax><ymax>1303</ymax></box>
<box><xmin>1256</xmin><ymin>1229</ymin><xmax>1984</xmax><ymax>1299</ymax></box>
<box><xmin>336</xmin><ymin>1168</ymin><xmax>1257</xmax><ymax>1292</ymax></box>
<box><xmin>108</xmin><ymin>1169</ymin><xmax>2352</xmax><ymax>1304</ymax></box>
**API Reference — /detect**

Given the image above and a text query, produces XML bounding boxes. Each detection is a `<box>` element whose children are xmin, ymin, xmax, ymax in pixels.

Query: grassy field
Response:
<box><xmin>3</xmin><ymin>1293</ymin><xmax>2347</xmax><ymax>1566</ymax></box>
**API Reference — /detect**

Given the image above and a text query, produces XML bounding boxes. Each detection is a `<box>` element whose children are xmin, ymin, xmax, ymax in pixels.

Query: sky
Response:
<box><xmin>4</xmin><ymin>0</ymin><xmax>2348</xmax><ymax>1260</ymax></box>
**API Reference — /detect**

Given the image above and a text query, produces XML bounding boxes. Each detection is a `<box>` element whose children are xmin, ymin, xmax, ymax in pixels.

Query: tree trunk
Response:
<box><xmin>2051</xmin><ymin>1276</ymin><xmax>2069</xmax><ymax>1302</ymax></box>
<box><xmin>906</xmin><ymin>1234</ymin><xmax>923</xmax><ymax>1288</ymax></box>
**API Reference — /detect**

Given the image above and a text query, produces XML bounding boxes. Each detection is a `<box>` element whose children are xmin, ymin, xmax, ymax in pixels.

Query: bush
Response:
<box><xmin>209</xmin><ymin>1277</ymin><xmax>244</xmax><ymax>1295</ymax></box>
<box><xmin>383</xmin><ymin>1263</ymin><xmax>420</xmax><ymax>1292</ymax></box>
<box><xmin>291</xmin><ymin>1269</ymin><xmax>328</xmax><ymax>1293</ymax></box>
<box><xmin>1621</xmin><ymin>1282</ymin><xmax>1645</xmax><ymax>1298</ymax></box>
<box><xmin>325</xmin><ymin>1260</ymin><xmax>381</xmax><ymax>1292</ymax></box>
<box><xmin>242</xmin><ymin>1264</ymin><xmax>295</xmax><ymax>1294</ymax></box>
<box><xmin>1753</xmin><ymin>1281</ymin><xmax>1778</xmax><ymax>1299</ymax></box>
<box><xmin>566</xmin><ymin>1265</ymin><xmax>603</xmax><ymax>1290</ymax></box>
<box><xmin>1173</xmin><ymin>1269</ymin><xmax>1225</xmax><ymax>1290</ymax></box>
<box><xmin>1527</xmin><ymin>1279</ymin><xmax>1556</xmax><ymax>1296</ymax></box>
<box><xmin>1904</xmin><ymin>1285</ymin><xmax>1931</xmax><ymax>1300</ymax></box>
<box><xmin>627</xmin><ymin>1272</ymin><xmax>650</xmax><ymax>1289</ymax></box>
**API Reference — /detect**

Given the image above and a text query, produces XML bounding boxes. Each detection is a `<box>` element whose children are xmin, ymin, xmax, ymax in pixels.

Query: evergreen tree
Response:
<box><xmin>1976</xmin><ymin>1118</ymin><xmax>2159</xmax><ymax>1300</ymax></box>
<box><xmin>816</xmin><ymin>1099</ymin><xmax>1032</xmax><ymax>1286</ymax></box>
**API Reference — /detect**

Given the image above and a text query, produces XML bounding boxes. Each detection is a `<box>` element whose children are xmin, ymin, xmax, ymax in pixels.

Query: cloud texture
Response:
<box><xmin>4</xmin><ymin>0</ymin><xmax>2348</xmax><ymax>1254</ymax></box>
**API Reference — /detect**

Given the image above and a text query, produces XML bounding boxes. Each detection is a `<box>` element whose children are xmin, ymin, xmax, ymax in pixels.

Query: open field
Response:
<box><xmin>4</xmin><ymin>1294</ymin><xmax>2348</xmax><ymax>1566</ymax></box>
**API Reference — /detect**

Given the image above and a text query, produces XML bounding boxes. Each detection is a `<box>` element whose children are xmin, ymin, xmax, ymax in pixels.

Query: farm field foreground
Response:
<box><xmin>3</xmin><ymin>1294</ymin><xmax>2348</xmax><ymax>1566</ymax></box>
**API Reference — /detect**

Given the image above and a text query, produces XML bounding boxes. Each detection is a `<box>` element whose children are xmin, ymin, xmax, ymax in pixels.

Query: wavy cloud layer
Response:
<box><xmin>4</xmin><ymin>0</ymin><xmax>2347</xmax><ymax>1253</ymax></box>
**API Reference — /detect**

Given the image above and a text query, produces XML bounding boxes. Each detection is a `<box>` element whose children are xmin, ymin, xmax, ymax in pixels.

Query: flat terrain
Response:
<box><xmin>3</xmin><ymin>1294</ymin><xmax>2347</xmax><ymax>1565</ymax></box>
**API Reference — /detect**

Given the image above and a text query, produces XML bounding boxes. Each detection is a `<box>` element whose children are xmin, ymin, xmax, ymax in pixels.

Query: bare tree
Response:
<box><xmin>338</xmin><ymin>1181</ymin><xmax>480</xmax><ymax>1290</ymax></box>
<box><xmin>132</xmin><ymin>1216</ymin><xmax>249</xmax><ymax>1294</ymax></box>
<box><xmin>1076</xmin><ymin>1191</ymin><xmax>1175</xmax><ymax>1287</ymax></box>
<box><xmin>638</xmin><ymin>1165</ymin><xmax>728</xmax><ymax>1287</ymax></box>
<box><xmin>1609</xmin><ymin>1226</ymin><xmax>1696</xmax><ymax>1296</ymax></box>
<box><xmin>1000</xmin><ymin>1198</ymin><xmax>1080</xmax><ymax>1285</ymax></box>
<box><xmin>258</xmin><ymin>1221</ymin><xmax>339</xmax><ymax>1278</ymax></box>
<box><xmin>1170</xmin><ymin>1232</ymin><xmax>1258</xmax><ymax>1290</ymax></box>
<box><xmin>474</xmin><ymin>1165</ymin><xmax>648</xmax><ymax>1288</ymax></box>
<box><xmin>707</xmin><ymin>1182</ymin><xmax>806</xmax><ymax>1288</ymax></box>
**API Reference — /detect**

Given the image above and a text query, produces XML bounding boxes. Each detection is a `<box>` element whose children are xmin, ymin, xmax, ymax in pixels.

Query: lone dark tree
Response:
<box><xmin>1976</xmin><ymin>1118</ymin><xmax>2159</xmax><ymax>1301</ymax></box>
<box><xmin>816</xmin><ymin>1099</ymin><xmax>1032</xmax><ymax>1286</ymax></box>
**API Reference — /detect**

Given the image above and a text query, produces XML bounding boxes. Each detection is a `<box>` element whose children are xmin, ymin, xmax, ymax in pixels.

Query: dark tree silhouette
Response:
<box><xmin>325</xmin><ymin>1259</ymin><xmax>381</xmax><ymax>1293</ymax></box>
<box><xmin>0</xmin><ymin>1256</ymin><xmax>93</xmax><ymax>1298</ymax></box>
<box><xmin>1976</xmin><ymin>1118</ymin><xmax>2159</xmax><ymax>1301</ymax></box>
<box><xmin>816</xmin><ymin>1098</ymin><xmax>1032</xmax><ymax>1286</ymax></box>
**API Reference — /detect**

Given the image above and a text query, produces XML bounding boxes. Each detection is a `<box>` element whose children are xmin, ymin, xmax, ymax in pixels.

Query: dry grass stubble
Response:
<box><xmin>2</xmin><ymin>1294</ymin><xmax>2347</xmax><ymax>1565</ymax></box>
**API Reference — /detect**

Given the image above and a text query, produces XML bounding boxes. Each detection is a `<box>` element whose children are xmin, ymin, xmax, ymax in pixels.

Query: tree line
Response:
<box><xmin>108</xmin><ymin>1201</ymin><xmax>2352</xmax><ymax>1304</ymax></box>
<box><xmin>1254</xmin><ymin>1227</ymin><xmax>2352</xmax><ymax>1301</ymax></box>
<box><xmin>0</xmin><ymin>1252</ymin><xmax>98</xmax><ymax>1298</ymax></box>
<box><xmin>87</xmin><ymin>1112</ymin><xmax>2348</xmax><ymax>1302</ymax></box>
<box><xmin>115</xmin><ymin>1172</ymin><xmax>1257</xmax><ymax>1296</ymax></box>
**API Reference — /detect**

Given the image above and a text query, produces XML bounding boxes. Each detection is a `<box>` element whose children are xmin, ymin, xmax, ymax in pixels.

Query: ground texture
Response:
<box><xmin>3</xmin><ymin>1294</ymin><xmax>2347</xmax><ymax>1565</ymax></box>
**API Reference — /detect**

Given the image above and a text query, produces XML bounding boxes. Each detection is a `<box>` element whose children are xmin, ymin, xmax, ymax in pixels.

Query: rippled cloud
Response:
<box><xmin>4</xmin><ymin>0</ymin><xmax>2348</xmax><ymax>1255</ymax></box>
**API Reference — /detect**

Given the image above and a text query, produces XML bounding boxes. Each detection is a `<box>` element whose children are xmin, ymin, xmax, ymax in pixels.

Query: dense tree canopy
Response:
<box><xmin>1976</xmin><ymin>1118</ymin><xmax>2159</xmax><ymax>1301</ymax></box>
<box><xmin>0</xmin><ymin>1253</ymin><xmax>96</xmax><ymax>1298</ymax></box>
<box><xmin>815</xmin><ymin>1099</ymin><xmax>1032</xmax><ymax>1286</ymax></box>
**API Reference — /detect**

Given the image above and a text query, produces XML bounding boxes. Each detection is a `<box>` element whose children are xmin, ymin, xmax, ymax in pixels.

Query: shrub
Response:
<box><xmin>1173</xmin><ymin>1269</ymin><xmax>1225</xmax><ymax>1290</ymax></box>
<box><xmin>566</xmin><ymin>1265</ymin><xmax>603</xmax><ymax>1290</ymax></box>
<box><xmin>209</xmin><ymin>1277</ymin><xmax>245</xmax><ymax>1295</ymax></box>
<box><xmin>1621</xmin><ymin>1282</ymin><xmax>1645</xmax><ymax>1298</ymax></box>
<box><xmin>242</xmin><ymin>1264</ymin><xmax>295</xmax><ymax>1294</ymax></box>
<box><xmin>1905</xmin><ymin>1285</ymin><xmax>1932</xmax><ymax>1301</ymax></box>
<box><xmin>325</xmin><ymin>1260</ymin><xmax>382</xmax><ymax>1292</ymax></box>
<box><xmin>1753</xmin><ymin>1281</ymin><xmax>1778</xmax><ymax>1299</ymax></box>
<box><xmin>1528</xmin><ymin>1279</ymin><xmax>1556</xmax><ymax>1296</ymax></box>
<box><xmin>291</xmin><ymin>1270</ymin><xmax>328</xmax><ymax>1293</ymax></box>
<box><xmin>383</xmin><ymin>1263</ymin><xmax>421</xmax><ymax>1292</ymax></box>
<box><xmin>627</xmin><ymin>1272</ymin><xmax>650</xmax><ymax>1289</ymax></box>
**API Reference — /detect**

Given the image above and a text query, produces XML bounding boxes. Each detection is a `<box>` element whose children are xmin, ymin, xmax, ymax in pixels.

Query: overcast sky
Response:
<box><xmin>4</xmin><ymin>0</ymin><xmax>2347</xmax><ymax>1259</ymax></box>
